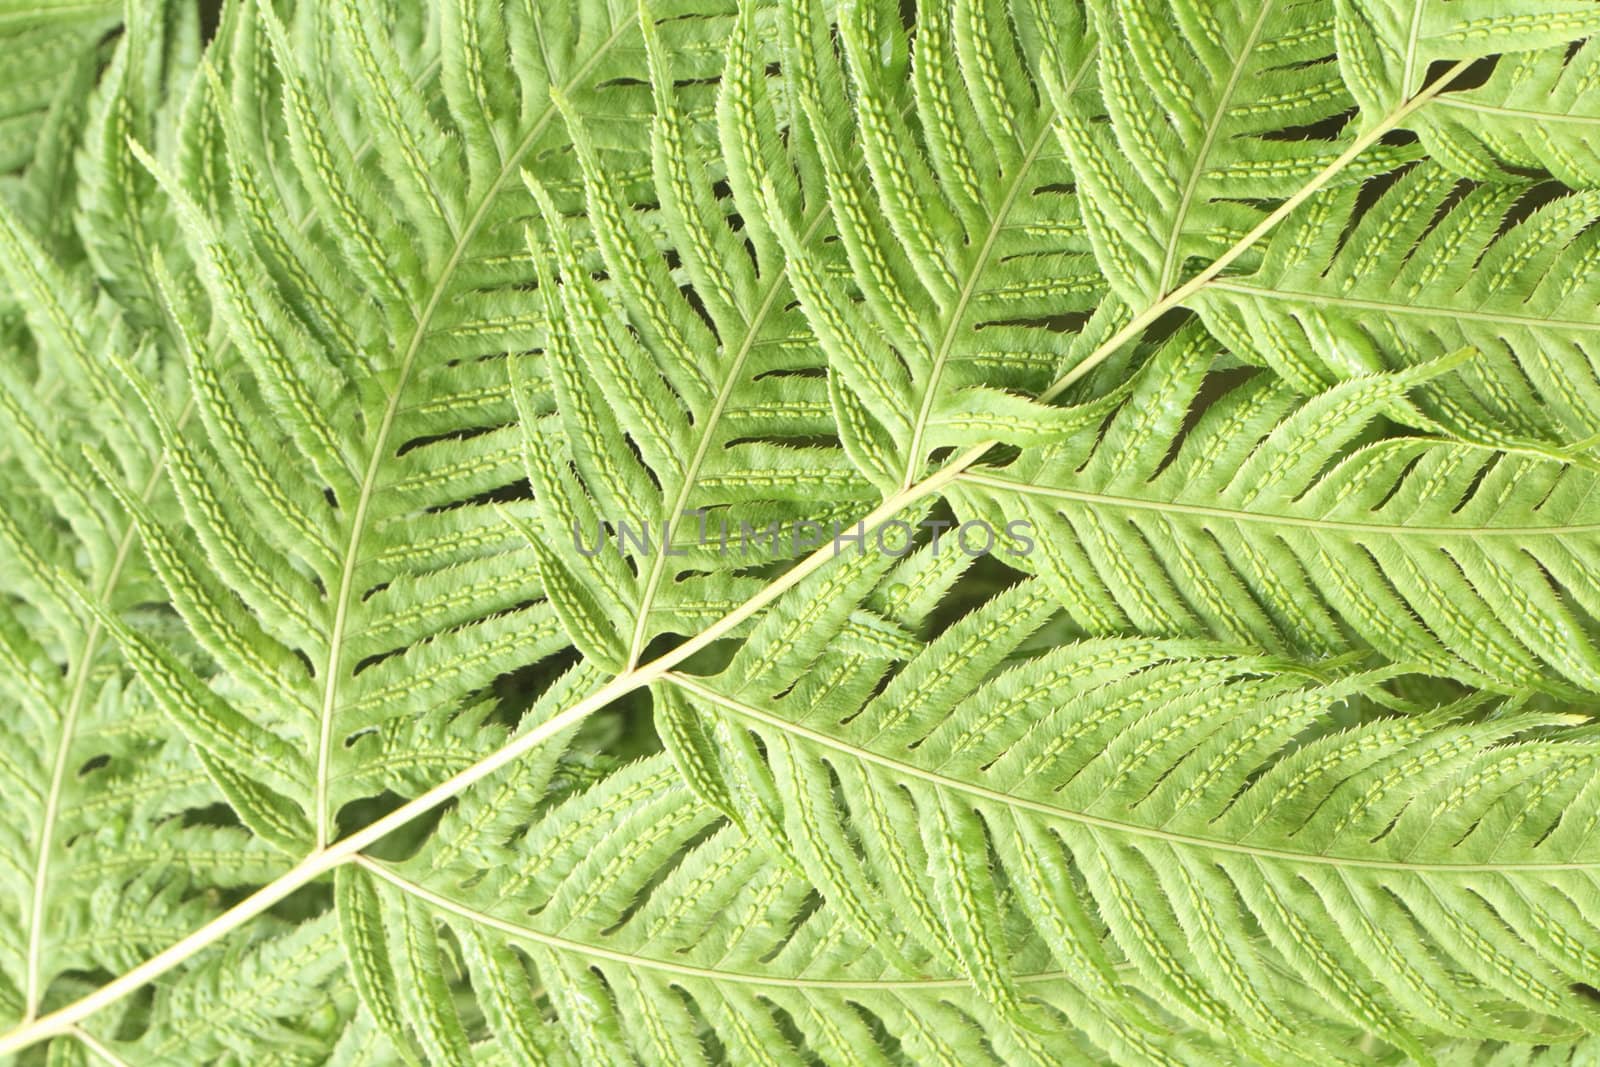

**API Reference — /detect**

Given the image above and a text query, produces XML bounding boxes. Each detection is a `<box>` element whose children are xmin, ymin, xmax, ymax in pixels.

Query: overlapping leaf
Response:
<box><xmin>1058</xmin><ymin>0</ymin><xmax>1414</xmax><ymax>309</ymax></box>
<box><xmin>669</xmin><ymin>557</ymin><xmax>1600</xmax><ymax>1062</ymax></box>
<box><xmin>516</xmin><ymin>1</ymin><xmax>876</xmax><ymax>672</ymax></box>
<box><xmin>956</xmin><ymin>328</ymin><xmax>1600</xmax><ymax>694</ymax></box>
<box><xmin>771</xmin><ymin>0</ymin><xmax>1104</xmax><ymax>490</ymax></box>
<box><xmin>1198</xmin><ymin>161</ymin><xmax>1600</xmax><ymax>451</ymax></box>
<box><xmin>115</xmin><ymin>0</ymin><xmax>750</xmax><ymax>847</ymax></box>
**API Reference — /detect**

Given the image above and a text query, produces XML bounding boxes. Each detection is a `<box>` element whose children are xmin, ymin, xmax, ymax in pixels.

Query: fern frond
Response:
<box><xmin>515</xmin><ymin>2</ymin><xmax>878</xmax><ymax>672</ymax></box>
<box><xmin>73</xmin><ymin>0</ymin><xmax>202</xmax><ymax>324</ymax></box>
<box><xmin>669</xmin><ymin>562</ymin><xmax>1600</xmax><ymax>1058</ymax></box>
<box><xmin>106</xmin><ymin>914</ymin><xmax>352</xmax><ymax>1064</ymax></box>
<box><xmin>346</xmin><ymin>747</ymin><xmax>1223</xmax><ymax>1067</ymax></box>
<box><xmin>117</xmin><ymin>0</ymin><xmax>759</xmax><ymax>848</ymax></box>
<box><xmin>956</xmin><ymin>328</ymin><xmax>1600</xmax><ymax>694</ymax></box>
<box><xmin>1057</xmin><ymin>0</ymin><xmax>1414</xmax><ymax>309</ymax></box>
<box><xmin>1198</xmin><ymin>161</ymin><xmax>1600</xmax><ymax>451</ymax></box>
<box><xmin>0</xmin><ymin>0</ymin><xmax>116</xmax><ymax>179</ymax></box>
<box><xmin>0</xmin><ymin>154</ymin><xmax>276</xmax><ymax>1031</ymax></box>
<box><xmin>1337</xmin><ymin>0</ymin><xmax>1600</xmax><ymax>132</ymax></box>
<box><xmin>5</xmin><ymin>2</ymin><xmax>1600</xmax><ymax>1063</ymax></box>
<box><xmin>773</xmin><ymin>0</ymin><xmax>1103</xmax><ymax>490</ymax></box>
<box><xmin>1405</xmin><ymin>39</ymin><xmax>1600</xmax><ymax>188</ymax></box>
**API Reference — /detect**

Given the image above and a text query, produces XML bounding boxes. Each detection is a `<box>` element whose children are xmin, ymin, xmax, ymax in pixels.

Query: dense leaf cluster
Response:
<box><xmin>2</xmin><ymin>0</ymin><xmax>1600</xmax><ymax>1063</ymax></box>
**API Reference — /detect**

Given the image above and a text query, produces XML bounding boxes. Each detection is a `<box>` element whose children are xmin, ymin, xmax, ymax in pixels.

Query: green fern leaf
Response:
<box><xmin>1399</xmin><ymin>39</ymin><xmax>1600</xmax><ymax>187</ymax></box>
<box><xmin>4</xmin><ymin>2</ymin><xmax>1600</xmax><ymax>1064</ymax></box>
<box><xmin>1197</xmin><ymin>161</ymin><xmax>1600</xmax><ymax>451</ymax></box>
<box><xmin>670</xmin><ymin>562</ymin><xmax>1600</xmax><ymax>1058</ymax></box>
<box><xmin>1337</xmin><ymin>0</ymin><xmax>1600</xmax><ymax>125</ymax></box>
<box><xmin>1058</xmin><ymin>0</ymin><xmax>1415</xmax><ymax>309</ymax></box>
<box><xmin>347</xmin><ymin>745</ymin><xmax>1227</xmax><ymax>1067</ymax></box>
<box><xmin>955</xmin><ymin>328</ymin><xmax>1600</xmax><ymax>694</ymax></box>
<box><xmin>514</xmin><ymin>6</ymin><xmax>878</xmax><ymax>670</ymax></box>
<box><xmin>112</xmin><ymin>0</ymin><xmax>755</xmax><ymax>848</ymax></box>
<box><xmin>772</xmin><ymin>0</ymin><xmax>1103</xmax><ymax>490</ymax></box>
<box><xmin>0</xmin><ymin>0</ymin><xmax>117</xmax><ymax>179</ymax></box>
<box><xmin>0</xmin><ymin>146</ymin><xmax>279</xmax><ymax>1036</ymax></box>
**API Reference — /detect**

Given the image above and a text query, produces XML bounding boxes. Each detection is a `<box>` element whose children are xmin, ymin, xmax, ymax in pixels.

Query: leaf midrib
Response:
<box><xmin>357</xmin><ymin>856</ymin><xmax>1081</xmax><ymax>991</ymax></box>
<box><xmin>1155</xmin><ymin>2</ymin><xmax>1273</xmax><ymax>295</ymax></box>
<box><xmin>23</xmin><ymin>398</ymin><xmax>195</xmax><ymax>1020</ymax></box>
<box><xmin>1437</xmin><ymin>97</ymin><xmax>1600</xmax><ymax>128</ymax></box>
<box><xmin>667</xmin><ymin>673</ymin><xmax>1595</xmax><ymax>874</ymax></box>
<box><xmin>1208</xmin><ymin>279</ymin><xmax>1600</xmax><ymax>334</ymax></box>
<box><xmin>957</xmin><ymin>469</ymin><xmax>1600</xmax><ymax>538</ymax></box>
<box><xmin>312</xmin><ymin>22</ymin><xmax>632</xmax><ymax>842</ymax></box>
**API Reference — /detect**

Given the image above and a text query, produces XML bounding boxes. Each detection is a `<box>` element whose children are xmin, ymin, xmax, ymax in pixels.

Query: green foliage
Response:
<box><xmin>1</xmin><ymin>1</ymin><xmax>1599</xmax><ymax>1064</ymax></box>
